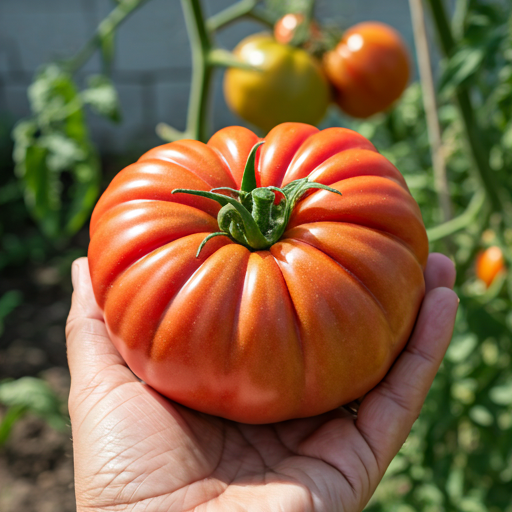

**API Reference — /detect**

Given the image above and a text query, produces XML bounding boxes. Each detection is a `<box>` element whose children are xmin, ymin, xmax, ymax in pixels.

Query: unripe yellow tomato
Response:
<box><xmin>223</xmin><ymin>33</ymin><xmax>331</xmax><ymax>133</ymax></box>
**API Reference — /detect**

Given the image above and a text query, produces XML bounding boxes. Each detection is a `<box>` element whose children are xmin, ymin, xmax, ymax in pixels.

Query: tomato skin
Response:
<box><xmin>223</xmin><ymin>34</ymin><xmax>331</xmax><ymax>133</ymax></box>
<box><xmin>274</xmin><ymin>13</ymin><xmax>321</xmax><ymax>45</ymax></box>
<box><xmin>323</xmin><ymin>22</ymin><xmax>410</xmax><ymax>118</ymax></box>
<box><xmin>476</xmin><ymin>246</ymin><xmax>505</xmax><ymax>287</ymax></box>
<box><xmin>88</xmin><ymin>122</ymin><xmax>428</xmax><ymax>424</ymax></box>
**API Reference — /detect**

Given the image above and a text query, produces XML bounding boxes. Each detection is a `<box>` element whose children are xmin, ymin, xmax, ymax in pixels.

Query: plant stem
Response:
<box><xmin>160</xmin><ymin>0</ymin><xmax>275</xmax><ymax>143</ymax></box>
<box><xmin>409</xmin><ymin>0</ymin><xmax>452</xmax><ymax>222</ymax></box>
<box><xmin>427</xmin><ymin>189</ymin><xmax>485</xmax><ymax>241</ymax></box>
<box><xmin>181</xmin><ymin>0</ymin><xmax>214</xmax><ymax>143</ymax></box>
<box><xmin>155</xmin><ymin>123</ymin><xmax>186</xmax><ymax>141</ymax></box>
<box><xmin>246</xmin><ymin>6</ymin><xmax>277</xmax><ymax>27</ymax></box>
<box><xmin>426</xmin><ymin>0</ymin><xmax>505</xmax><ymax>216</ymax></box>
<box><xmin>206</xmin><ymin>0</ymin><xmax>276</xmax><ymax>32</ymax></box>
<box><xmin>206</xmin><ymin>0</ymin><xmax>258</xmax><ymax>32</ymax></box>
<box><xmin>68</xmin><ymin>0</ymin><xmax>151</xmax><ymax>73</ymax></box>
<box><xmin>208</xmin><ymin>48</ymin><xmax>256</xmax><ymax>70</ymax></box>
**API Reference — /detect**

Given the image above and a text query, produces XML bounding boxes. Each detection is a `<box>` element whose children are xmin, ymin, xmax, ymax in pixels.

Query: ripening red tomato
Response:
<box><xmin>323</xmin><ymin>22</ymin><xmax>410</xmax><ymax>118</ymax></box>
<box><xmin>88</xmin><ymin>123</ymin><xmax>428</xmax><ymax>424</ymax></box>
<box><xmin>476</xmin><ymin>246</ymin><xmax>505</xmax><ymax>287</ymax></box>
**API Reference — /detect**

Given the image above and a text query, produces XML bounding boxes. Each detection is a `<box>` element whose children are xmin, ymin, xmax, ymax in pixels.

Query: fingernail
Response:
<box><xmin>71</xmin><ymin>261</ymin><xmax>80</xmax><ymax>290</ymax></box>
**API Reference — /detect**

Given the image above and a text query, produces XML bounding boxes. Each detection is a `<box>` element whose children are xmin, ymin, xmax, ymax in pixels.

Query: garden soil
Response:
<box><xmin>0</xmin><ymin>271</ymin><xmax>76</xmax><ymax>511</ymax></box>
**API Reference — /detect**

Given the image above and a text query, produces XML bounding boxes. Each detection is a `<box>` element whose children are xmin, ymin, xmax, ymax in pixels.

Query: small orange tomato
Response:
<box><xmin>323</xmin><ymin>22</ymin><xmax>410</xmax><ymax>118</ymax></box>
<box><xmin>476</xmin><ymin>246</ymin><xmax>505</xmax><ymax>287</ymax></box>
<box><xmin>274</xmin><ymin>13</ymin><xmax>321</xmax><ymax>45</ymax></box>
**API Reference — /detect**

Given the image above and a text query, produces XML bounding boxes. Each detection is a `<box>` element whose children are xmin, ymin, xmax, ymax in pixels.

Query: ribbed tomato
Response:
<box><xmin>323</xmin><ymin>22</ymin><xmax>410</xmax><ymax>118</ymax></box>
<box><xmin>88</xmin><ymin>122</ymin><xmax>428</xmax><ymax>424</ymax></box>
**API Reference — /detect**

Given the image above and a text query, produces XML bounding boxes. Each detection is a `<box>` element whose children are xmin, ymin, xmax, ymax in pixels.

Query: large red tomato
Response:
<box><xmin>88</xmin><ymin>123</ymin><xmax>428</xmax><ymax>424</ymax></box>
<box><xmin>323</xmin><ymin>22</ymin><xmax>410</xmax><ymax>118</ymax></box>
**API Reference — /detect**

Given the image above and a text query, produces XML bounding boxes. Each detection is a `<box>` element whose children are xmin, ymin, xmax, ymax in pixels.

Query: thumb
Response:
<box><xmin>66</xmin><ymin>258</ymin><xmax>134</xmax><ymax>400</ymax></box>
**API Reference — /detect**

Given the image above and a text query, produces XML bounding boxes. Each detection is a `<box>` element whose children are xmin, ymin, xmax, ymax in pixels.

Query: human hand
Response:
<box><xmin>66</xmin><ymin>253</ymin><xmax>457</xmax><ymax>512</ymax></box>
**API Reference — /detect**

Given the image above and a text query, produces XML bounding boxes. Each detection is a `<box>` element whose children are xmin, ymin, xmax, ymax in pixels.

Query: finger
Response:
<box><xmin>424</xmin><ymin>253</ymin><xmax>456</xmax><ymax>292</ymax></box>
<box><xmin>66</xmin><ymin>258</ymin><xmax>133</xmax><ymax>394</ymax></box>
<box><xmin>355</xmin><ymin>286</ymin><xmax>458</xmax><ymax>471</ymax></box>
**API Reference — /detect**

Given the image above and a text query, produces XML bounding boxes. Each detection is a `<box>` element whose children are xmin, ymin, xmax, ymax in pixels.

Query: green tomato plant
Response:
<box><xmin>345</xmin><ymin>1</ymin><xmax>512</xmax><ymax>510</ymax></box>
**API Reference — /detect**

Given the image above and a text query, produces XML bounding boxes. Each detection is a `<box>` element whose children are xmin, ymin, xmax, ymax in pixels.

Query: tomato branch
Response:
<box><xmin>427</xmin><ymin>189</ymin><xmax>486</xmax><ymax>241</ymax></box>
<box><xmin>67</xmin><ymin>0</ymin><xmax>152</xmax><ymax>73</ymax></box>
<box><xmin>206</xmin><ymin>0</ymin><xmax>275</xmax><ymax>33</ymax></box>
<box><xmin>157</xmin><ymin>0</ymin><xmax>267</xmax><ymax>143</ymax></box>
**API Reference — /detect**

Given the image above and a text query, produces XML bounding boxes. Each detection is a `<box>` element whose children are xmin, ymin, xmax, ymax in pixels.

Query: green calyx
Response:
<box><xmin>172</xmin><ymin>142</ymin><xmax>342</xmax><ymax>257</ymax></box>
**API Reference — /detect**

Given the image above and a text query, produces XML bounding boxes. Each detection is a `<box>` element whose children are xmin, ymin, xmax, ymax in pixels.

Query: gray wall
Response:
<box><xmin>0</xmin><ymin>0</ymin><xmax>422</xmax><ymax>153</ymax></box>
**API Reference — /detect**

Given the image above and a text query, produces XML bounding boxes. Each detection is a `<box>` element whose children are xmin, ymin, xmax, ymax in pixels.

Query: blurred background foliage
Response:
<box><xmin>0</xmin><ymin>0</ymin><xmax>511</xmax><ymax>510</ymax></box>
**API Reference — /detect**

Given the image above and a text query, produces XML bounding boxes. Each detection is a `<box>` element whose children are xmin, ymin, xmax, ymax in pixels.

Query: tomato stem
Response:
<box><xmin>252</xmin><ymin>188</ymin><xmax>275</xmax><ymax>235</ymax></box>
<box><xmin>195</xmin><ymin>232</ymin><xmax>231</xmax><ymax>257</ymax></box>
<box><xmin>240</xmin><ymin>141</ymin><xmax>264</xmax><ymax>193</ymax></box>
<box><xmin>173</xmin><ymin>142</ymin><xmax>342</xmax><ymax>255</ymax></box>
<box><xmin>206</xmin><ymin>0</ymin><xmax>275</xmax><ymax>33</ymax></box>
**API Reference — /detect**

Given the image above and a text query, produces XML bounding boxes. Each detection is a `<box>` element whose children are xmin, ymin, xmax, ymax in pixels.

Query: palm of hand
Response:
<box><xmin>71</xmin><ymin>374</ymin><xmax>374</xmax><ymax>511</ymax></box>
<box><xmin>67</xmin><ymin>255</ymin><xmax>457</xmax><ymax>512</ymax></box>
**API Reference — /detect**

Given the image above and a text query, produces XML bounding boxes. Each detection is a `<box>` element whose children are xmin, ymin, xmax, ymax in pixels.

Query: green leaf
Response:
<box><xmin>82</xmin><ymin>75</ymin><xmax>122</xmax><ymax>123</ymax></box>
<box><xmin>489</xmin><ymin>381</ymin><xmax>512</xmax><ymax>405</ymax></box>
<box><xmin>446</xmin><ymin>466</ymin><xmax>464</xmax><ymax>500</ymax></box>
<box><xmin>0</xmin><ymin>377</ymin><xmax>67</xmax><ymax>437</ymax></box>
<box><xmin>23</xmin><ymin>143</ymin><xmax>60</xmax><ymax>238</ymax></box>
<box><xmin>0</xmin><ymin>290</ymin><xmax>23</xmax><ymax>337</ymax></box>
<box><xmin>439</xmin><ymin>46</ymin><xmax>484</xmax><ymax>94</ymax></box>
<box><xmin>28</xmin><ymin>64</ymin><xmax>83</xmax><ymax>130</ymax></box>
<box><xmin>99</xmin><ymin>30</ymin><xmax>116</xmax><ymax>72</ymax></box>
<box><xmin>0</xmin><ymin>181</ymin><xmax>22</xmax><ymax>205</ymax></box>
<box><xmin>0</xmin><ymin>405</ymin><xmax>26</xmax><ymax>446</ymax></box>
<box><xmin>11</xmin><ymin>63</ymin><xmax>101</xmax><ymax>240</ymax></box>
<box><xmin>469</xmin><ymin>405</ymin><xmax>494</xmax><ymax>426</ymax></box>
<box><xmin>240</xmin><ymin>141</ymin><xmax>264</xmax><ymax>193</ymax></box>
<box><xmin>65</xmin><ymin>153</ymin><xmax>101</xmax><ymax>236</ymax></box>
<box><xmin>445</xmin><ymin>334</ymin><xmax>478</xmax><ymax>362</ymax></box>
<box><xmin>39</xmin><ymin>132</ymin><xmax>86</xmax><ymax>172</ymax></box>
<box><xmin>12</xmin><ymin>119</ymin><xmax>38</xmax><ymax>173</ymax></box>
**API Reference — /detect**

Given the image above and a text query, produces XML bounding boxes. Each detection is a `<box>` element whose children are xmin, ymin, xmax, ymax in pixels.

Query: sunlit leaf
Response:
<box><xmin>489</xmin><ymin>381</ymin><xmax>512</xmax><ymax>405</ymax></box>
<box><xmin>439</xmin><ymin>46</ymin><xmax>484</xmax><ymax>94</ymax></box>
<box><xmin>469</xmin><ymin>405</ymin><xmax>494</xmax><ymax>426</ymax></box>
<box><xmin>0</xmin><ymin>377</ymin><xmax>67</xmax><ymax>441</ymax></box>
<box><xmin>82</xmin><ymin>75</ymin><xmax>121</xmax><ymax>123</ymax></box>
<box><xmin>446</xmin><ymin>334</ymin><xmax>478</xmax><ymax>363</ymax></box>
